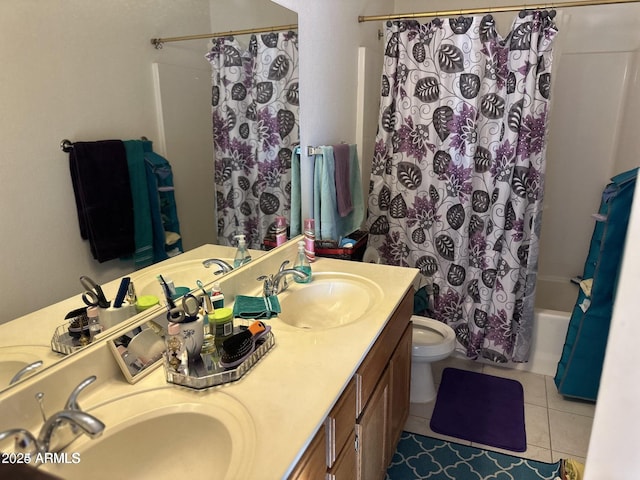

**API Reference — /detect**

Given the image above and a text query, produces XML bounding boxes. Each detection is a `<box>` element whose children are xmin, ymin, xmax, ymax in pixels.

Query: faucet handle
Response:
<box><xmin>35</xmin><ymin>392</ymin><xmax>47</xmax><ymax>422</ymax></box>
<box><xmin>65</xmin><ymin>375</ymin><xmax>97</xmax><ymax>411</ymax></box>
<box><xmin>257</xmin><ymin>274</ymin><xmax>275</xmax><ymax>297</ymax></box>
<box><xmin>278</xmin><ymin>261</ymin><xmax>291</xmax><ymax>291</ymax></box>
<box><xmin>278</xmin><ymin>260</ymin><xmax>290</xmax><ymax>272</ymax></box>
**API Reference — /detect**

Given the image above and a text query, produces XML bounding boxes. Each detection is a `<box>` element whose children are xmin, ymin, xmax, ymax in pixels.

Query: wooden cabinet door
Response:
<box><xmin>387</xmin><ymin>324</ymin><xmax>412</xmax><ymax>461</ymax></box>
<box><xmin>328</xmin><ymin>430</ymin><xmax>356</xmax><ymax>480</ymax></box>
<box><xmin>356</xmin><ymin>367</ymin><xmax>390</xmax><ymax>480</ymax></box>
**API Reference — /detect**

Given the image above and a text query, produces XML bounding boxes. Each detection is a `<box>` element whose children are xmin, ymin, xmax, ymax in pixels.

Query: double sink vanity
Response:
<box><xmin>0</xmin><ymin>237</ymin><xmax>418</xmax><ymax>479</ymax></box>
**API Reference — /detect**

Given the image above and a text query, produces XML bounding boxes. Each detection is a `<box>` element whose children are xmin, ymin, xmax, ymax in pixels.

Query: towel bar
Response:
<box><xmin>61</xmin><ymin>137</ymin><xmax>150</xmax><ymax>153</ymax></box>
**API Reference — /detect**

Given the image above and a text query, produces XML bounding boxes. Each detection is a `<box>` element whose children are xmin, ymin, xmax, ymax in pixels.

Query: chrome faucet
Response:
<box><xmin>17</xmin><ymin>375</ymin><xmax>104</xmax><ymax>455</ymax></box>
<box><xmin>203</xmin><ymin>258</ymin><xmax>233</xmax><ymax>274</ymax></box>
<box><xmin>0</xmin><ymin>376</ymin><xmax>104</xmax><ymax>456</ymax></box>
<box><xmin>37</xmin><ymin>410</ymin><xmax>104</xmax><ymax>454</ymax></box>
<box><xmin>258</xmin><ymin>262</ymin><xmax>309</xmax><ymax>296</ymax></box>
<box><xmin>9</xmin><ymin>360</ymin><xmax>43</xmax><ymax>385</ymax></box>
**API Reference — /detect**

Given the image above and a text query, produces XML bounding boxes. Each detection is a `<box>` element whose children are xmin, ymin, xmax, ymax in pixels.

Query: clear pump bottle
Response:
<box><xmin>233</xmin><ymin>234</ymin><xmax>252</xmax><ymax>268</ymax></box>
<box><xmin>293</xmin><ymin>240</ymin><xmax>312</xmax><ymax>283</ymax></box>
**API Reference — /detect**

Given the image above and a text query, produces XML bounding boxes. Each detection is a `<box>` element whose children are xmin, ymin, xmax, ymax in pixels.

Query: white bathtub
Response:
<box><xmin>452</xmin><ymin>277</ymin><xmax>576</xmax><ymax>377</ymax></box>
<box><xmin>515</xmin><ymin>308</ymin><xmax>572</xmax><ymax>377</ymax></box>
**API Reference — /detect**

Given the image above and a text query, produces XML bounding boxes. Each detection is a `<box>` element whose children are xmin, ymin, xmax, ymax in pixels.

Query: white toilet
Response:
<box><xmin>410</xmin><ymin>315</ymin><xmax>456</xmax><ymax>403</ymax></box>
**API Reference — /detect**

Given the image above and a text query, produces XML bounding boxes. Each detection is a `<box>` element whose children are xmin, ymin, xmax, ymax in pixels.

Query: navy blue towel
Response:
<box><xmin>69</xmin><ymin>140</ymin><xmax>135</xmax><ymax>262</ymax></box>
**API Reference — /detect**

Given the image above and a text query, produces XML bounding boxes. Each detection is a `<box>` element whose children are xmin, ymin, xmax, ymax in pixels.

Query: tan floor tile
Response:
<box><xmin>525</xmin><ymin>403</ymin><xmax>551</xmax><ymax>450</ymax></box>
<box><xmin>483</xmin><ymin>365</ymin><xmax>548</xmax><ymax>408</ymax></box>
<box><xmin>432</xmin><ymin>355</ymin><xmax>483</xmax><ymax>385</ymax></box>
<box><xmin>423</xmin><ymin>421</ymin><xmax>473</xmax><ymax>445</ymax></box>
<box><xmin>545</xmin><ymin>376</ymin><xmax>596</xmax><ymax>417</ymax></box>
<box><xmin>551</xmin><ymin>450</ymin><xmax>586</xmax><ymax>465</ymax></box>
<box><xmin>404</xmin><ymin>415</ymin><xmax>431</xmax><ymax>437</ymax></box>
<box><xmin>549</xmin><ymin>409</ymin><xmax>593</xmax><ymax>458</ymax></box>
<box><xmin>471</xmin><ymin>442</ymin><xmax>553</xmax><ymax>463</ymax></box>
<box><xmin>409</xmin><ymin>400</ymin><xmax>436</xmax><ymax>420</ymax></box>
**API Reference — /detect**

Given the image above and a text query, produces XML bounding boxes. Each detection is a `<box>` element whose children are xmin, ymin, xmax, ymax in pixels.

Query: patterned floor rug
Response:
<box><xmin>386</xmin><ymin>432</ymin><xmax>562</xmax><ymax>480</ymax></box>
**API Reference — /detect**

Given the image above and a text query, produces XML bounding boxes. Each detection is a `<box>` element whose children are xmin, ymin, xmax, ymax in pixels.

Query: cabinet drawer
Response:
<box><xmin>326</xmin><ymin>379</ymin><xmax>356</xmax><ymax>467</ymax></box>
<box><xmin>355</xmin><ymin>289</ymin><xmax>413</xmax><ymax>416</ymax></box>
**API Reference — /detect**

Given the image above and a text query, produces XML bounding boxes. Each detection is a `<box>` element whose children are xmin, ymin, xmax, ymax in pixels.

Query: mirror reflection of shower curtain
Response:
<box><xmin>366</xmin><ymin>13</ymin><xmax>558</xmax><ymax>363</ymax></box>
<box><xmin>206</xmin><ymin>32</ymin><xmax>299</xmax><ymax>248</ymax></box>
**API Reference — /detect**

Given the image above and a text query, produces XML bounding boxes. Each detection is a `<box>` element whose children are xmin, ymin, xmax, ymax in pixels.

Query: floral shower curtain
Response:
<box><xmin>366</xmin><ymin>12</ymin><xmax>558</xmax><ymax>363</ymax></box>
<box><xmin>206</xmin><ymin>32</ymin><xmax>299</xmax><ymax>248</ymax></box>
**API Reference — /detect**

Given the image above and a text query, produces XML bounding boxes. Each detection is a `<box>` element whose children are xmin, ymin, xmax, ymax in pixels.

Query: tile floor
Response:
<box><xmin>404</xmin><ymin>356</ymin><xmax>595</xmax><ymax>465</ymax></box>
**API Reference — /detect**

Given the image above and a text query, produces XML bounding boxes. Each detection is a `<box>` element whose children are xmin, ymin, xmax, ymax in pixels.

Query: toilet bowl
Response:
<box><xmin>410</xmin><ymin>315</ymin><xmax>456</xmax><ymax>403</ymax></box>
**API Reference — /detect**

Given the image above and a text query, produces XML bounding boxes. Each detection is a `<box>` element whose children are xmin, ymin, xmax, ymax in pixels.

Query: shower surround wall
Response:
<box><xmin>537</xmin><ymin>6</ymin><xmax>640</xmax><ymax>313</ymax></box>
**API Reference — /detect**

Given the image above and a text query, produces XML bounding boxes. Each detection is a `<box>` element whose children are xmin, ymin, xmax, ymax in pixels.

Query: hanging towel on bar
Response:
<box><xmin>123</xmin><ymin>140</ymin><xmax>154</xmax><ymax>269</ymax></box>
<box><xmin>333</xmin><ymin>143</ymin><xmax>353</xmax><ymax>217</ymax></box>
<box><xmin>313</xmin><ymin>144</ymin><xmax>364</xmax><ymax>241</ymax></box>
<box><xmin>313</xmin><ymin>146</ymin><xmax>338</xmax><ymax>241</ymax></box>
<box><xmin>143</xmin><ymin>141</ymin><xmax>183</xmax><ymax>262</ymax></box>
<box><xmin>290</xmin><ymin>146</ymin><xmax>302</xmax><ymax>237</ymax></box>
<box><xmin>69</xmin><ymin>140</ymin><xmax>135</xmax><ymax>262</ymax></box>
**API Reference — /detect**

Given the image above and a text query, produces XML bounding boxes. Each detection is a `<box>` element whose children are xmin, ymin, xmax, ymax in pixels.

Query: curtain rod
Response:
<box><xmin>358</xmin><ymin>0</ymin><xmax>640</xmax><ymax>22</ymax></box>
<box><xmin>150</xmin><ymin>23</ymin><xmax>297</xmax><ymax>49</ymax></box>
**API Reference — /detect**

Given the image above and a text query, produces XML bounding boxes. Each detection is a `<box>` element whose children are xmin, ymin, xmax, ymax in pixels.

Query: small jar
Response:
<box><xmin>211</xmin><ymin>307</ymin><xmax>234</xmax><ymax>347</ymax></box>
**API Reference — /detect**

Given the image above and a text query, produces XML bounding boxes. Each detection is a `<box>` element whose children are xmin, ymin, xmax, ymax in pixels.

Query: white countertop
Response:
<box><xmin>0</xmin><ymin>243</ymin><xmax>418</xmax><ymax>479</ymax></box>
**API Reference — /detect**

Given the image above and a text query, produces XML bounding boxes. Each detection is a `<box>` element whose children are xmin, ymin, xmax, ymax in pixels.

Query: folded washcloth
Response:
<box><xmin>232</xmin><ymin>295</ymin><xmax>281</xmax><ymax>319</ymax></box>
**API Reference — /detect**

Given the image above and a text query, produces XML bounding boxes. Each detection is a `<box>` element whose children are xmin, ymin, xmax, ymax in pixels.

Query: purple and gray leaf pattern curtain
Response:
<box><xmin>206</xmin><ymin>32</ymin><xmax>299</xmax><ymax>248</ymax></box>
<box><xmin>366</xmin><ymin>13</ymin><xmax>558</xmax><ymax>363</ymax></box>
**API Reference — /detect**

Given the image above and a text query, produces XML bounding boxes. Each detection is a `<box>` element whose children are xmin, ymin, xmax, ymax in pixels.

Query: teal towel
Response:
<box><xmin>233</xmin><ymin>295</ymin><xmax>281</xmax><ymax>319</ymax></box>
<box><xmin>314</xmin><ymin>146</ymin><xmax>338</xmax><ymax>240</ymax></box>
<box><xmin>123</xmin><ymin>140</ymin><xmax>154</xmax><ymax>269</ymax></box>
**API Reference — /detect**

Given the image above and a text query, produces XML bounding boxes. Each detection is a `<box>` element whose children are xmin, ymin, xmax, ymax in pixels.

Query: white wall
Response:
<box><xmin>0</xmin><ymin>0</ymin><xmax>212</xmax><ymax>324</ymax></box>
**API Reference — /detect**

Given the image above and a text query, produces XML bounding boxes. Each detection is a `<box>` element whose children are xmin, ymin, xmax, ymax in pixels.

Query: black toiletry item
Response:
<box><xmin>220</xmin><ymin>321</ymin><xmax>268</xmax><ymax>368</ymax></box>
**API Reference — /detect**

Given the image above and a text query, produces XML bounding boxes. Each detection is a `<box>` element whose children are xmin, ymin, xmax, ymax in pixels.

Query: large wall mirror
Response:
<box><xmin>0</xmin><ymin>0</ymin><xmax>297</xmax><ymax>393</ymax></box>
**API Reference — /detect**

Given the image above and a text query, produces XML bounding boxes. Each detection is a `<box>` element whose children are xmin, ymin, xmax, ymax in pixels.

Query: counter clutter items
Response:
<box><xmin>0</xmin><ymin>240</ymin><xmax>418</xmax><ymax>479</ymax></box>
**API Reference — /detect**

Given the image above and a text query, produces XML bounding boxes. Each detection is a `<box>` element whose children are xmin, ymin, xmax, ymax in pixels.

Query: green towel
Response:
<box><xmin>123</xmin><ymin>140</ymin><xmax>154</xmax><ymax>269</ymax></box>
<box><xmin>232</xmin><ymin>295</ymin><xmax>281</xmax><ymax>319</ymax></box>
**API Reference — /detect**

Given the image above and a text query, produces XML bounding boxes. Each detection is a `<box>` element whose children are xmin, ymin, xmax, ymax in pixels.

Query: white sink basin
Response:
<box><xmin>276</xmin><ymin>272</ymin><xmax>383</xmax><ymax>329</ymax></box>
<box><xmin>41</xmin><ymin>389</ymin><xmax>255</xmax><ymax>480</ymax></box>
<box><xmin>133</xmin><ymin>258</ymin><xmax>234</xmax><ymax>300</ymax></box>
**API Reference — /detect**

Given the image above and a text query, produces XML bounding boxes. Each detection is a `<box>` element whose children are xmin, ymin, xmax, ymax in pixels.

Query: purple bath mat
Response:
<box><xmin>430</xmin><ymin>367</ymin><xmax>526</xmax><ymax>452</ymax></box>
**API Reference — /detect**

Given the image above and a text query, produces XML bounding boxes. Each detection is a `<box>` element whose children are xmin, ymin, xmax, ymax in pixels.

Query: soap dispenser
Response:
<box><xmin>293</xmin><ymin>240</ymin><xmax>312</xmax><ymax>283</ymax></box>
<box><xmin>233</xmin><ymin>234</ymin><xmax>252</xmax><ymax>268</ymax></box>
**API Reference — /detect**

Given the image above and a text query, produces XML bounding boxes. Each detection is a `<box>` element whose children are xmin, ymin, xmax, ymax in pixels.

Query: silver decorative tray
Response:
<box><xmin>51</xmin><ymin>323</ymin><xmax>87</xmax><ymax>355</ymax></box>
<box><xmin>163</xmin><ymin>331</ymin><xmax>275</xmax><ymax>390</ymax></box>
